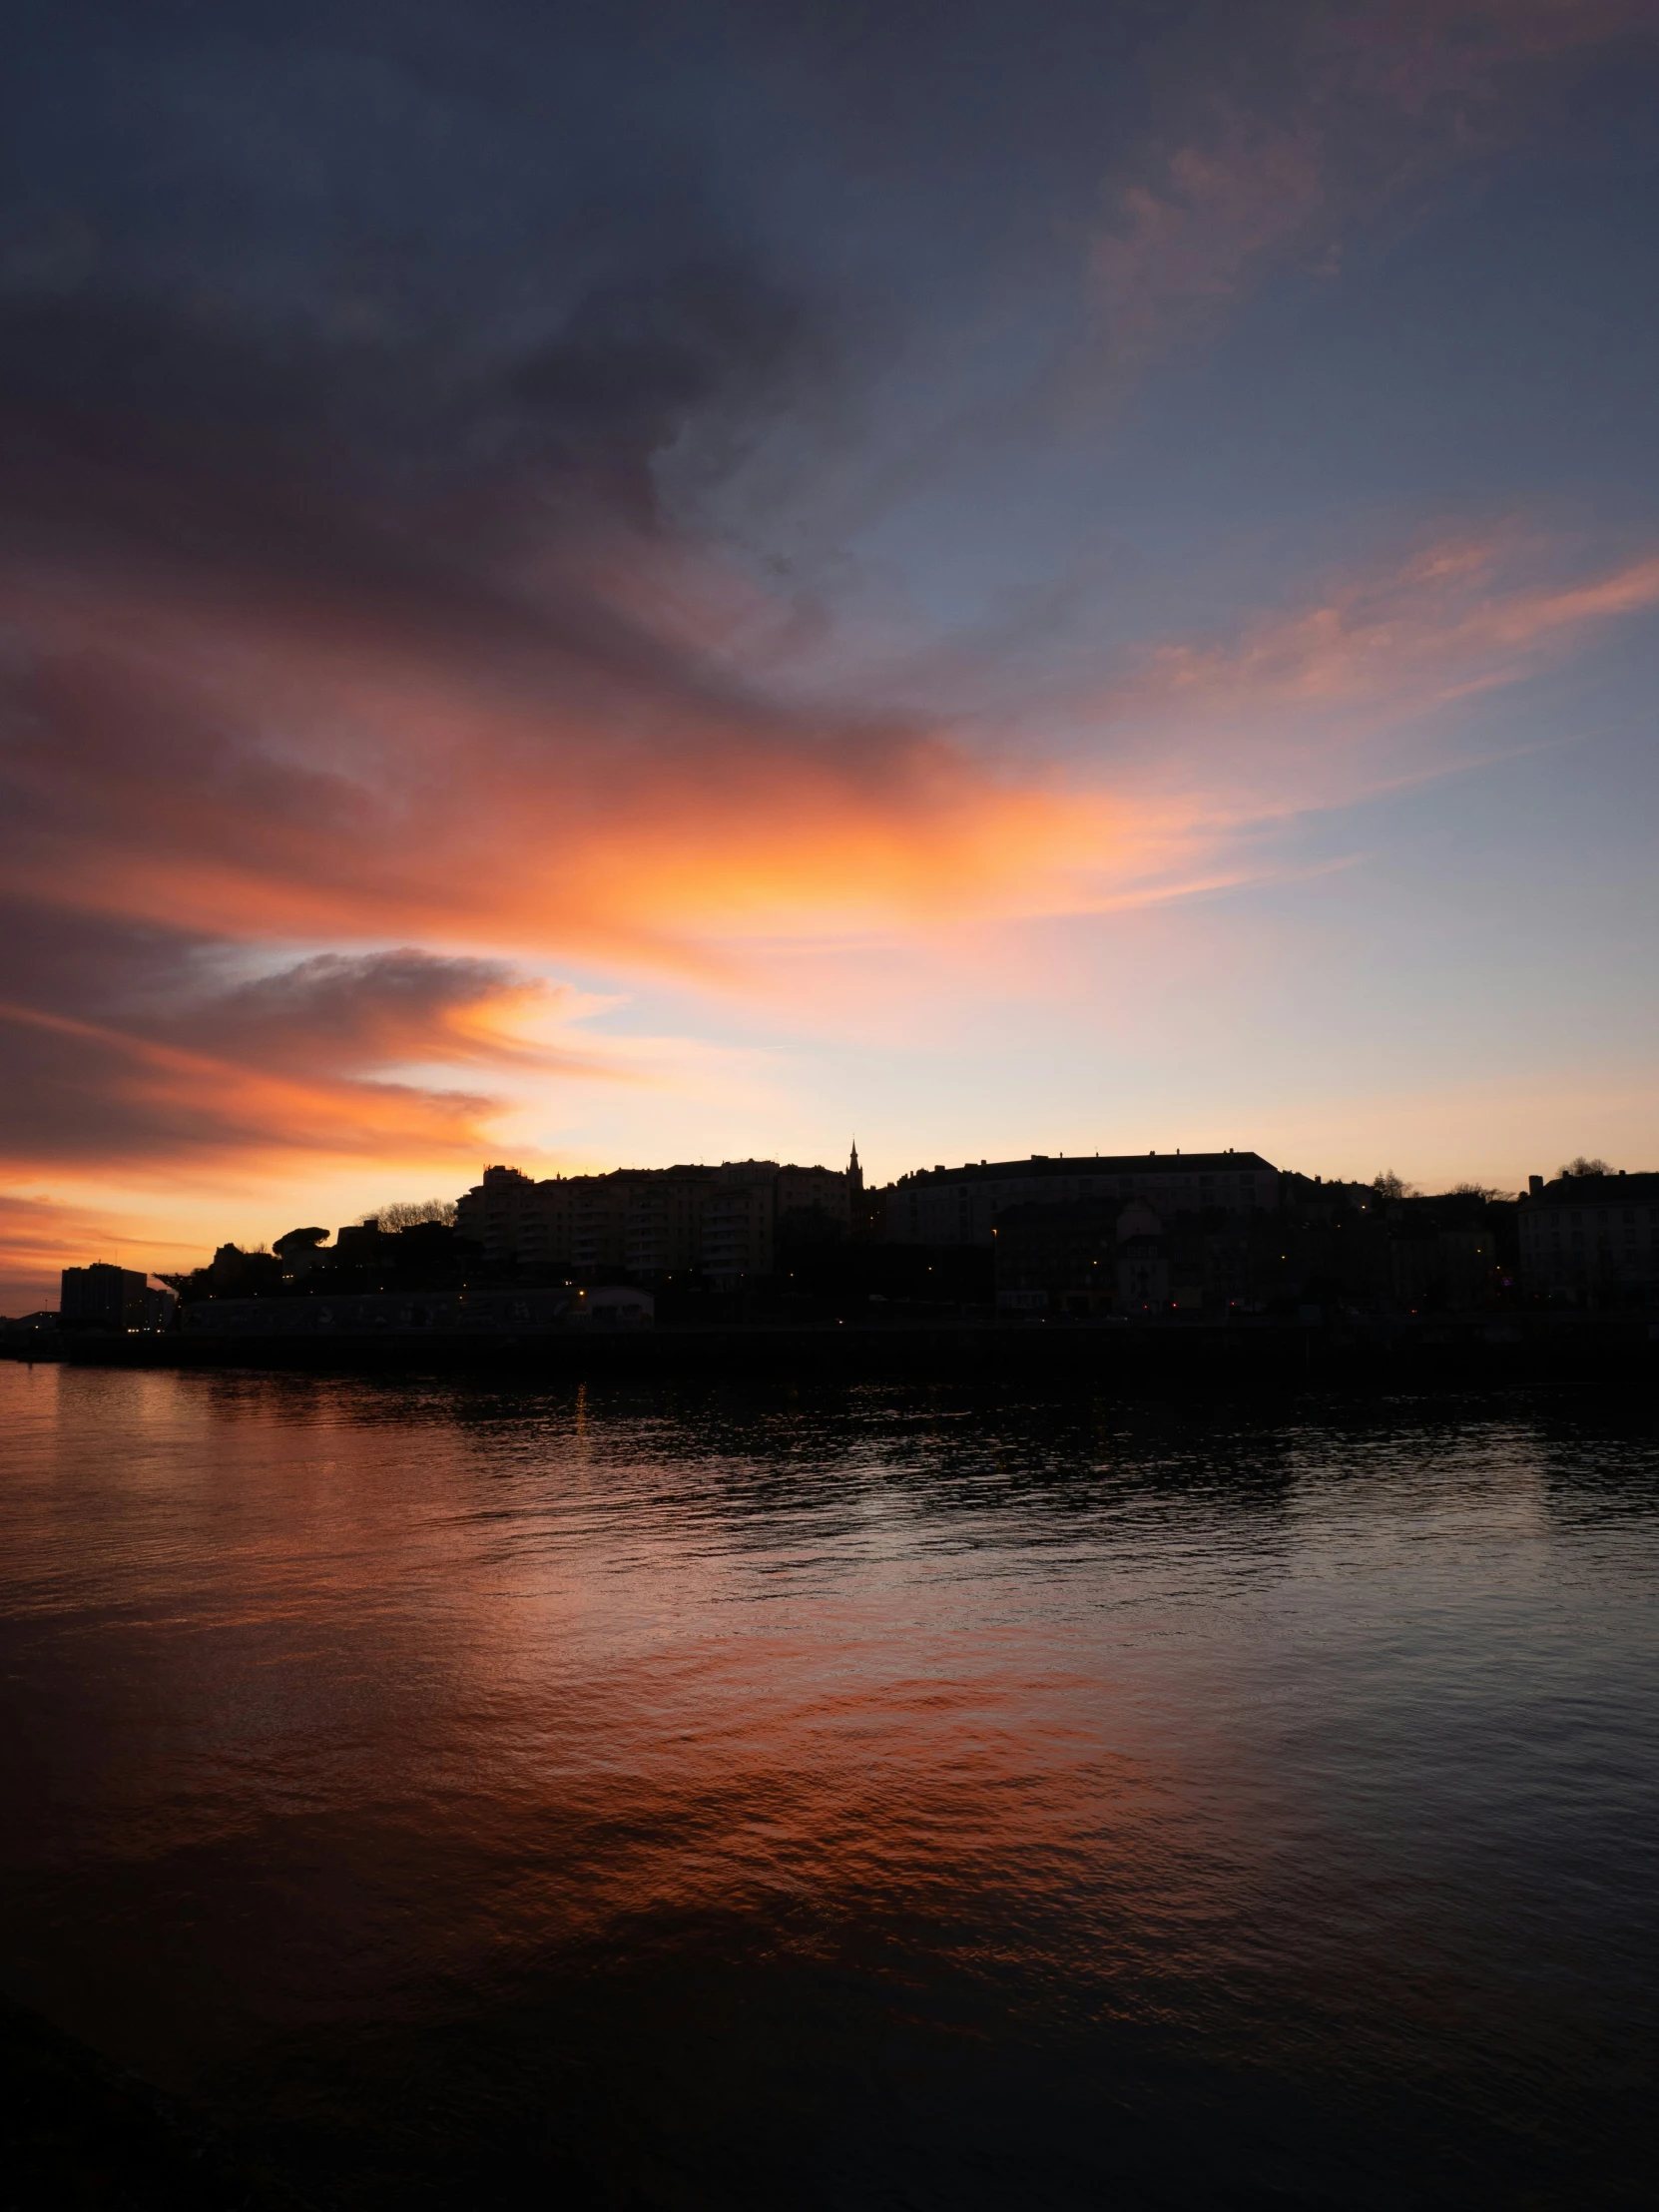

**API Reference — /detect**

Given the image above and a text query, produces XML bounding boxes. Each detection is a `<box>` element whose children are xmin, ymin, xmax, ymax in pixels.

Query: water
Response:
<box><xmin>1</xmin><ymin>1363</ymin><xmax>1655</xmax><ymax>2207</ymax></box>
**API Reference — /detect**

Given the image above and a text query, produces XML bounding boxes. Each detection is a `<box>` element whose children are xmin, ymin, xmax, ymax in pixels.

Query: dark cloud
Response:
<box><xmin>172</xmin><ymin>946</ymin><xmax>566</xmax><ymax>1070</ymax></box>
<box><xmin>0</xmin><ymin>896</ymin><xmax>588</xmax><ymax>1169</ymax></box>
<box><xmin>0</xmin><ymin>271</ymin><xmax>823</xmax><ymax>646</ymax></box>
<box><xmin>0</xmin><ymin>0</ymin><xmax>841</xmax><ymax>770</ymax></box>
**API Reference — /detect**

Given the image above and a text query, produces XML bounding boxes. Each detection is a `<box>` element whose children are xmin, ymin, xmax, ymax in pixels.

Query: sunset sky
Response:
<box><xmin>3</xmin><ymin>0</ymin><xmax>1658</xmax><ymax>1306</ymax></box>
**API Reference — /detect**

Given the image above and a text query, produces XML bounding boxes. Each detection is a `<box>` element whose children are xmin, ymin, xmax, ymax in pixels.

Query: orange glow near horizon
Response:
<box><xmin>4</xmin><ymin>517</ymin><xmax>1659</xmax><ymax>1306</ymax></box>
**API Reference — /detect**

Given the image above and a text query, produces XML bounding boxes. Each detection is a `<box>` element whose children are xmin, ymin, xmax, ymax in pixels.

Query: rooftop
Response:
<box><xmin>896</xmin><ymin>1151</ymin><xmax>1276</xmax><ymax>1186</ymax></box>
<box><xmin>1526</xmin><ymin>1172</ymin><xmax>1659</xmax><ymax>1205</ymax></box>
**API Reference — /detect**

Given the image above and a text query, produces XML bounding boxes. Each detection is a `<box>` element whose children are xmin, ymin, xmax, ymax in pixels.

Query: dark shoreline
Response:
<box><xmin>6</xmin><ymin>1314</ymin><xmax>1656</xmax><ymax>1392</ymax></box>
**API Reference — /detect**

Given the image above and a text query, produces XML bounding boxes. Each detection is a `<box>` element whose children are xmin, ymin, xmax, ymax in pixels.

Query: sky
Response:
<box><xmin>2</xmin><ymin>0</ymin><xmax>1658</xmax><ymax>1306</ymax></box>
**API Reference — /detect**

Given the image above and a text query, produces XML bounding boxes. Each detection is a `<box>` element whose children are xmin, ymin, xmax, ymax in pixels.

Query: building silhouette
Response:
<box><xmin>1518</xmin><ymin>1170</ymin><xmax>1659</xmax><ymax>1300</ymax></box>
<box><xmin>456</xmin><ymin>1157</ymin><xmax>852</xmax><ymax>1285</ymax></box>
<box><xmin>60</xmin><ymin>1263</ymin><xmax>175</xmax><ymax>1331</ymax></box>
<box><xmin>879</xmin><ymin>1151</ymin><xmax>1278</xmax><ymax>1246</ymax></box>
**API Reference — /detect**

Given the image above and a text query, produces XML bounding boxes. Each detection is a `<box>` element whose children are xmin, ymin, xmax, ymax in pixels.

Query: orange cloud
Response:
<box><xmin>4</xmin><ymin>515</ymin><xmax>1655</xmax><ymax>1208</ymax></box>
<box><xmin>3</xmin><ymin>162</ymin><xmax>1655</xmax><ymax>1272</ymax></box>
<box><xmin>0</xmin><ymin>1189</ymin><xmax>201</xmax><ymax>1312</ymax></box>
<box><xmin>0</xmin><ymin>930</ymin><xmax>625</xmax><ymax>1181</ymax></box>
<box><xmin>0</xmin><ymin>995</ymin><xmax>492</xmax><ymax>1162</ymax></box>
<box><xmin>1</xmin><ymin>562</ymin><xmax>1126</xmax><ymax>961</ymax></box>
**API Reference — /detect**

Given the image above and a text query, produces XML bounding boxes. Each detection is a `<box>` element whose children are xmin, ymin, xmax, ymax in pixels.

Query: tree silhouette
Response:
<box><xmin>368</xmin><ymin>1199</ymin><xmax>458</xmax><ymax>1231</ymax></box>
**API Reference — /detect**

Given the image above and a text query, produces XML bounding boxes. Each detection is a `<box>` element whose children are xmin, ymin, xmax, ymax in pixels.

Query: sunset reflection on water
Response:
<box><xmin>1</xmin><ymin>1364</ymin><xmax>1655</xmax><ymax>2207</ymax></box>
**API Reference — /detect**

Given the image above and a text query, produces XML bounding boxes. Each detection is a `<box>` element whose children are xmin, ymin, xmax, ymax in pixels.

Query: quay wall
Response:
<box><xmin>6</xmin><ymin>1315</ymin><xmax>1657</xmax><ymax>1393</ymax></box>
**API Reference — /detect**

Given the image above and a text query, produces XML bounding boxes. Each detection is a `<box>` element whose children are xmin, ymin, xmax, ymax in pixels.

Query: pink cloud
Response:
<box><xmin>1091</xmin><ymin>106</ymin><xmax>1327</xmax><ymax>380</ymax></box>
<box><xmin>1004</xmin><ymin>529</ymin><xmax>1659</xmax><ymax>893</ymax></box>
<box><xmin>1130</xmin><ymin>536</ymin><xmax>1659</xmax><ymax>727</ymax></box>
<box><xmin>1088</xmin><ymin>0</ymin><xmax>1658</xmax><ymax>384</ymax></box>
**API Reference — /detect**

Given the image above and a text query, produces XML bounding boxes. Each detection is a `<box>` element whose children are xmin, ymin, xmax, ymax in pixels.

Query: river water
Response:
<box><xmin>0</xmin><ymin>1362</ymin><xmax>1655</xmax><ymax>2208</ymax></box>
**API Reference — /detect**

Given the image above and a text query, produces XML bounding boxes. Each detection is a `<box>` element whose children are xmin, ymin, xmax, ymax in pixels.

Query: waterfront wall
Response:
<box><xmin>7</xmin><ymin>1313</ymin><xmax>1657</xmax><ymax>1393</ymax></box>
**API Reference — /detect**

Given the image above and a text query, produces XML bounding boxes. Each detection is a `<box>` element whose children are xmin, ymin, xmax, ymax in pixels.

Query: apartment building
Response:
<box><xmin>59</xmin><ymin>1263</ymin><xmax>175</xmax><ymax>1331</ymax></box>
<box><xmin>1518</xmin><ymin>1171</ymin><xmax>1659</xmax><ymax>1299</ymax></box>
<box><xmin>618</xmin><ymin>1168</ymin><xmax>722</xmax><ymax>1275</ymax></box>
<box><xmin>456</xmin><ymin>1166</ymin><xmax>565</xmax><ymax>1267</ymax></box>
<box><xmin>776</xmin><ymin>1163</ymin><xmax>853</xmax><ymax>1228</ymax></box>
<box><xmin>456</xmin><ymin>1157</ymin><xmax>850</xmax><ymax>1282</ymax></box>
<box><xmin>879</xmin><ymin>1151</ymin><xmax>1278</xmax><ymax>1247</ymax></box>
<box><xmin>702</xmin><ymin>1162</ymin><xmax>779</xmax><ymax>1284</ymax></box>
